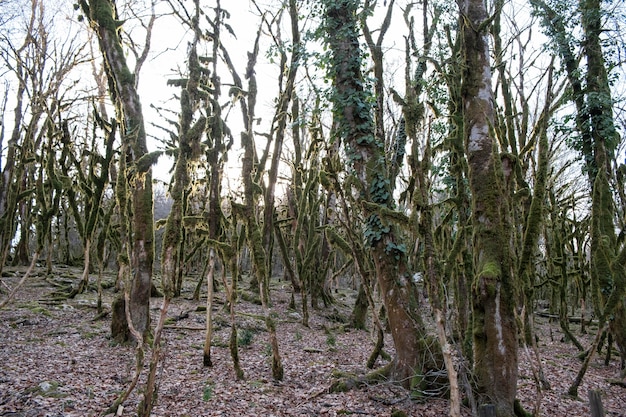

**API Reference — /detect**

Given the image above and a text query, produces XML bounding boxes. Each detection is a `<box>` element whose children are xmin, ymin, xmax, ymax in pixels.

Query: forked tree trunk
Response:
<box><xmin>323</xmin><ymin>0</ymin><xmax>431</xmax><ymax>388</ymax></box>
<box><xmin>460</xmin><ymin>0</ymin><xmax>518</xmax><ymax>415</ymax></box>
<box><xmin>80</xmin><ymin>0</ymin><xmax>154</xmax><ymax>340</ymax></box>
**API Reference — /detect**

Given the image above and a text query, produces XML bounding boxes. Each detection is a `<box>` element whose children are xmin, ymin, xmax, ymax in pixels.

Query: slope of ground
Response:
<box><xmin>0</xmin><ymin>265</ymin><xmax>624</xmax><ymax>416</ymax></box>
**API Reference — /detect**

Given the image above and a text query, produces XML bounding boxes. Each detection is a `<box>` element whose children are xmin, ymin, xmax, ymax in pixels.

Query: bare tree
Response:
<box><xmin>78</xmin><ymin>0</ymin><xmax>156</xmax><ymax>341</ymax></box>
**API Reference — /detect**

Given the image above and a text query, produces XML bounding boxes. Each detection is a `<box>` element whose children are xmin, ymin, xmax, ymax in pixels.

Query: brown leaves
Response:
<box><xmin>1</xmin><ymin>268</ymin><xmax>625</xmax><ymax>416</ymax></box>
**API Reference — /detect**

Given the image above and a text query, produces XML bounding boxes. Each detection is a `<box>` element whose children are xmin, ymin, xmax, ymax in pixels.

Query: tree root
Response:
<box><xmin>328</xmin><ymin>363</ymin><xmax>393</xmax><ymax>393</ymax></box>
<box><xmin>93</xmin><ymin>309</ymin><xmax>110</xmax><ymax>321</ymax></box>
<box><xmin>514</xmin><ymin>398</ymin><xmax>533</xmax><ymax>417</ymax></box>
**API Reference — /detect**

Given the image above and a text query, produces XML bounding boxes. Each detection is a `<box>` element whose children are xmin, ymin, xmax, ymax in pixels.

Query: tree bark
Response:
<box><xmin>581</xmin><ymin>0</ymin><xmax>626</xmax><ymax>376</ymax></box>
<box><xmin>80</xmin><ymin>0</ymin><xmax>154</xmax><ymax>340</ymax></box>
<box><xmin>534</xmin><ymin>0</ymin><xmax>626</xmax><ymax>387</ymax></box>
<box><xmin>227</xmin><ymin>17</ymin><xmax>284</xmax><ymax>381</ymax></box>
<box><xmin>323</xmin><ymin>0</ymin><xmax>431</xmax><ymax>388</ymax></box>
<box><xmin>460</xmin><ymin>0</ymin><xmax>518</xmax><ymax>414</ymax></box>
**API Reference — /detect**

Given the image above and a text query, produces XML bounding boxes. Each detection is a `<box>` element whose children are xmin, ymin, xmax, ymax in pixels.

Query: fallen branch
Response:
<box><xmin>164</xmin><ymin>325</ymin><xmax>206</xmax><ymax>331</ymax></box>
<box><xmin>0</xmin><ymin>251</ymin><xmax>40</xmax><ymax>310</ymax></box>
<box><xmin>535</xmin><ymin>311</ymin><xmax>596</xmax><ymax>325</ymax></box>
<box><xmin>608</xmin><ymin>379</ymin><xmax>626</xmax><ymax>388</ymax></box>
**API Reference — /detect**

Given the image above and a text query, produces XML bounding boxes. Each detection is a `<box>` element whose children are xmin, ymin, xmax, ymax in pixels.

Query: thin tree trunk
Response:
<box><xmin>203</xmin><ymin>248</ymin><xmax>216</xmax><ymax>367</ymax></box>
<box><xmin>80</xmin><ymin>0</ymin><xmax>155</xmax><ymax>339</ymax></box>
<box><xmin>224</xmin><ymin>251</ymin><xmax>244</xmax><ymax>379</ymax></box>
<box><xmin>77</xmin><ymin>238</ymin><xmax>91</xmax><ymax>293</ymax></box>
<box><xmin>223</xmin><ymin>12</ymin><xmax>284</xmax><ymax>380</ymax></box>
<box><xmin>138</xmin><ymin>296</ymin><xmax>169</xmax><ymax>416</ymax></box>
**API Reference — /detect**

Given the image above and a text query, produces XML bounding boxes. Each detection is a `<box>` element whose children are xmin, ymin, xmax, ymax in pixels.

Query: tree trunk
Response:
<box><xmin>533</xmin><ymin>0</ymin><xmax>626</xmax><ymax>377</ymax></box>
<box><xmin>203</xmin><ymin>247</ymin><xmax>216</xmax><ymax>367</ymax></box>
<box><xmin>460</xmin><ymin>0</ymin><xmax>518</xmax><ymax>414</ymax></box>
<box><xmin>228</xmin><ymin>19</ymin><xmax>284</xmax><ymax>381</ymax></box>
<box><xmin>350</xmin><ymin>283</ymin><xmax>368</xmax><ymax>330</ymax></box>
<box><xmin>323</xmin><ymin>0</ymin><xmax>431</xmax><ymax>388</ymax></box>
<box><xmin>81</xmin><ymin>0</ymin><xmax>154</xmax><ymax>340</ymax></box>
<box><xmin>581</xmin><ymin>0</ymin><xmax>626</xmax><ymax>377</ymax></box>
<box><xmin>0</xmin><ymin>12</ymin><xmax>31</xmax><ymax>274</ymax></box>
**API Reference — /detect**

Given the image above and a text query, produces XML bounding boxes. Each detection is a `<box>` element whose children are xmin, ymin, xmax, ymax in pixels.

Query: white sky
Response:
<box><xmin>1</xmin><ymin>0</ymin><xmax>623</xmax><ymax>194</ymax></box>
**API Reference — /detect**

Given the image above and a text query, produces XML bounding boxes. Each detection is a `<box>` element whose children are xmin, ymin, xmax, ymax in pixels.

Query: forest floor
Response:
<box><xmin>0</xmin><ymin>265</ymin><xmax>625</xmax><ymax>417</ymax></box>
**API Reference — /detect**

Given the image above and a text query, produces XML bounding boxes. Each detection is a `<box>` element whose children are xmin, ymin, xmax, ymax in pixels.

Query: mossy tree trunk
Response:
<box><xmin>0</xmin><ymin>52</ymin><xmax>25</xmax><ymax>273</ymax></box>
<box><xmin>390</xmin><ymin>3</ymin><xmax>463</xmax><ymax>412</ymax></box>
<box><xmin>262</xmin><ymin>0</ymin><xmax>301</xmax><ymax>296</ymax></box>
<box><xmin>583</xmin><ymin>0</ymin><xmax>626</xmax><ymax>382</ymax></box>
<box><xmin>491</xmin><ymin>0</ymin><xmax>550</xmax><ymax>353</ymax></box>
<box><xmin>323</xmin><ymin>0</ymin><xmax>432</xmax><ymax>388</ymax></box>
<box><xmin>80</xmin><ymin>0</ymin><xmax>155</xmax><ymax>341</ymax></box>
<box><xmin>198</xmin><ymin>0</ymin><xmax>229</xmax><ymax>369</ymax></box>
<box><xmin>0</xmin><ymin>1</ymin><xmax>50</xmax><ymax>272</ymax></box>
<box><xmin>460</xmin><ymin>0</ymin><xmax>517</xmax><ymax>414</ymax></box>
<box><xmin>0</xmin><ymin>151</ymin><xmax>26</xmax><ymax>270</ymax></box>
<box><xmin>533</xmin><ymin>0</ymin><xmax>626</xmax><ymax>388</ymax></box>
<box><xmin>219</xmin><ymin>219</ymin><xmax>245</xmax><ymax>380</ymax></box>
<box><xmin>442</xmin><ymin>36</ymin><xmax>473</xmax><ymax>355</ymax></box>
<box><xmin>1</xmin><ymin>0</ymin><xmax>88</xmax><ymax>281</ymax></box>
<box><xmin>258</xmin><ymin>0</ymin><xmax>329</xmax><ymax>320</ymax></box>
<box><xmin>161</xmin><ymin>0</ymin><xmax>204</xmax><ymax>359</ymax></box>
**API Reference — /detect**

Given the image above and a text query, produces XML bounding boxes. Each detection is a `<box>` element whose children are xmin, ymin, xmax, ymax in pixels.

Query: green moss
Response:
<box><xmin>30</xmin><ymin>381</ymin><xmax>67</xmax><ymax>398</ymax></box>
<box><xmin>480</xmin><ymin>261</ymin><xmax>501</xmax><ymax>279</ymax></box>
<box><xmin>90</xmin><ymin>0</ymin><xmax>117</xmax><ymax>32</ymax></box>
<box><xmin>237</xmin><ymin>328</ymin><xmax>254</xmax><ymax>347</ymax></box>
<box><xmin>22</xmin><ymin>303</ymin><xmax>52</xmax><ymax>317</ymax></box>
<box><xmin>202</xmin><ymin>381</ymin><xmax>214</xmax><ymax>402</ymax></box>
<box><xmin>136</xmin><ymin>151</ymin><xmax>162</xmax><ymax>174</ymax></box>
<box><xmin>328</xmin><ymin>379</ymin><xmax>354</xmax><ymax>393</ymax></box>
<box><xmin>82</xmin><ymin>331</ymin><xmax>99</xmax><ymax>339</ymax></box>
<box><xmin>409</xmin><ymin>373</ymin><xmax>425</xmax><ymax>400</ymax></box>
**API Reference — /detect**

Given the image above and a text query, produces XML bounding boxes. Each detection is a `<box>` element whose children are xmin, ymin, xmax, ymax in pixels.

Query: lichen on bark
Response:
<box><xmin>460</xmin><ymin>0</ymin><xmax>518</xmax><ymax>414</ymax></box>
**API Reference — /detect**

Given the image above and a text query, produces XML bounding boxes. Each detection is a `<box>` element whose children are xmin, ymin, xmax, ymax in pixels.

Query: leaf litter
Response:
<box><xmin>0</xmin><ymin>266</ymin><xmax>624</xmax><ymax>416</ymax></box>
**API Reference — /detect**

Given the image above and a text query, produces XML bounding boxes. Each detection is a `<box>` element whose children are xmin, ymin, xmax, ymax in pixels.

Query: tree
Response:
<box><xmin>532</xmin><ymin>0</ymin><xmax>626</xmax><ymax>390</ymax></box>
<box><xmin>322</xmin><ymin>0</ymin><xmax>439</xmax><ymax>390</ymax></box>
<box><xmin>460</xmin><ymin>0</ymin><xmax>518</xmax><ymax>414</ymax></box>
<box><xmin>79</xmin><ymin>0</ymin><xmax>156</xmax><ymax>341</ymax></box>
<box><xmin>0</xmin><ymin>0</ymin><xmax>89</xmax><ymax>304</ymax></box>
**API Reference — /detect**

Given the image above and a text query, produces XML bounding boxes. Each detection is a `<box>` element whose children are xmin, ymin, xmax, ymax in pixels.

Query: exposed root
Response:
<box><xmin>328</xmin><ymin>363</ymin><xmax>393</xmax><ymax>393</ymax></box>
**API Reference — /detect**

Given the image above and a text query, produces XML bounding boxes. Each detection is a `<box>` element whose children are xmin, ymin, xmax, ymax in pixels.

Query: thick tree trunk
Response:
<box><xmin>460</xmin><ymin>0</ymin><xmax>518</xmax><ymax>415</ymax></box>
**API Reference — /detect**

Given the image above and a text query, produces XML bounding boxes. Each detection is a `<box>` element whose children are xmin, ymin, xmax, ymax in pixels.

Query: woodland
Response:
<box><xmin>0</xmin><ymin>0</ymin><xmax>625</xmax><ymax>416</ymax></box>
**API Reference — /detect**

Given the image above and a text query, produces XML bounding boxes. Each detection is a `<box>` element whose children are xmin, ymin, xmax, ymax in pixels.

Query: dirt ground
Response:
<box><xmin>0</xmin><ymin>265</ymin><xmax>624</xmax><ymax>416</ymax></box>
